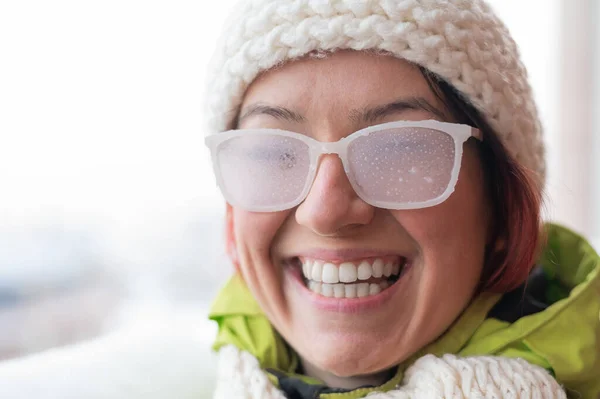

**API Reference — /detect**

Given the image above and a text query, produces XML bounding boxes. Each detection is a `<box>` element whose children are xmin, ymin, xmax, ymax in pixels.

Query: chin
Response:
<box><xmin>301</xmin><ymin>338</ymin><xmax>395</xmax><ymax>377</ymax></box>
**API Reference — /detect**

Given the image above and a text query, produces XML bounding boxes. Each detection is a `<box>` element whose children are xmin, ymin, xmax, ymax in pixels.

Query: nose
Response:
<box><xmin>295</xmin><ymin>154</ymin><xmax>375</xmax><ymax>236</ymax></box>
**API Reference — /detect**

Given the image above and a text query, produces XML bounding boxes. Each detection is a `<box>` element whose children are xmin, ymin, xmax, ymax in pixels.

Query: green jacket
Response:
<box><xmin>209</xmin><ymin>224</ymin><xmax>600</xmax><ymax>398</ymax></box>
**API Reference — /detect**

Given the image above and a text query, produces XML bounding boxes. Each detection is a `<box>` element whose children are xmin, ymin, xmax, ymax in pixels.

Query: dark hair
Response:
<box><xmin>419</xmin><ymin>66</ymin><xmax>543</xmax><ymax>293</ymax></box>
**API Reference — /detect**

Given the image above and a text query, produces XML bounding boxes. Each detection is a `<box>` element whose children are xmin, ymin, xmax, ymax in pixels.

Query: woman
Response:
<box><xmin>204</xmin><ymin>1</ymin><xmax>600</xmax><ymax>397</ymax></box>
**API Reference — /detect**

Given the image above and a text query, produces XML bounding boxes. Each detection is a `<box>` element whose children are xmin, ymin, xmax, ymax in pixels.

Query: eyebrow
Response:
<box><xmin>236</xmin><ymin>97</ymin><xmax>447</xmax><ymax>126</ymax></box>
<box><xmin>351</xmin><ymin>97</ymin><xmax>448</xmax><ymax>124</ymax></box>
<box><xmin>237</xmin><ymin>103</ymin><xmax>306</xmax><ymax>125</ymax></box>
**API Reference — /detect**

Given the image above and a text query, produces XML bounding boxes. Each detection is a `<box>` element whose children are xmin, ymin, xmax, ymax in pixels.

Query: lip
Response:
<box><xmin>284</xmin><ymin>260</ymin><xmax>411</xmax><ymax>313</ymax></box>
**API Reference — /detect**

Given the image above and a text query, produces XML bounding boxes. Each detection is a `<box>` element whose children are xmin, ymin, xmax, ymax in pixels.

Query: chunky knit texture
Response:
<box><xmin>204</xmin><ymin>0</ymin><xmax>545</xmax><ymax>181</ymax></box>
<box><xmin>214</xmin><ymin>345</ymin><xmax>566</xmax><ymax>399</ymax></box>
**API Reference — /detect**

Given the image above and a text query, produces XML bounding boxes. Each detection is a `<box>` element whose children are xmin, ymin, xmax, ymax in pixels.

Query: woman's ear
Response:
<box><xmin>225</xmin><ymin>203</ymin><xmax>240</xmax><ymax>272</ymax></box>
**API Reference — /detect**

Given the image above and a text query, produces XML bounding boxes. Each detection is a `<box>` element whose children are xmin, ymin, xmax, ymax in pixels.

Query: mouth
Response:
<box><xmin>288</xmin><ymin>256</ymin><xmax>408</xmax><ymax>299</ymax></box>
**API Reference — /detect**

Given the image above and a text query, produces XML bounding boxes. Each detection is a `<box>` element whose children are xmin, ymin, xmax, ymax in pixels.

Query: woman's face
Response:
<box><xmin>227</xmin><ymin>51</ymin><xmax>490</xmax><ymax>380</ymax></box>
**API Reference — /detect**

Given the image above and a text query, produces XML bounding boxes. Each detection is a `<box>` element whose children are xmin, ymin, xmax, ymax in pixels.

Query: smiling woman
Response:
<box><xmin>203</xmin><ymin>1</ymin><xmax>600</xmax><ymax>398</ymax></box>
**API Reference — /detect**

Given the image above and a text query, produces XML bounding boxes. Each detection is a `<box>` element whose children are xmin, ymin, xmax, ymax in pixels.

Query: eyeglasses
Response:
<box><xmin>205</xmin><ymin>119</ymin><xmax>482</xmax><ymax>212</ymax></box>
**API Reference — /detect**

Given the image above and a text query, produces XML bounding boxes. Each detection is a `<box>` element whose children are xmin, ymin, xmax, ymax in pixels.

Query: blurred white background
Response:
<box><xmin>0</xmin><ymin>0</ymin><xmax>598</xmax><ymax>394</ymax></box>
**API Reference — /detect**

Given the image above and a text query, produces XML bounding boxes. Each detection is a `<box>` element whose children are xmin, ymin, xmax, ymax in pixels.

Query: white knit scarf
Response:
<box><xmin>213</xmin><ymin>345</ymin><xmax>566</xmax><ymax>399</ymax></box>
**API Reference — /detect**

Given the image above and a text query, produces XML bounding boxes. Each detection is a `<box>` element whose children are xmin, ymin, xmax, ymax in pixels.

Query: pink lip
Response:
<box><xmin>287</xmin><ymin>248</ymin><xmax>411</xmax><ymax>263</ymax></box>
<box><xmin>284</xmin><ymin>262</ymin><xmax>411</xmax><ymax>313</ymax></box>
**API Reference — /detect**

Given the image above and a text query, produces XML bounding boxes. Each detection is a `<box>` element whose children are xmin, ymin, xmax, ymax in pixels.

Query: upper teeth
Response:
<box><xmin>302</xmin><ymin>258</ymin><xmax>401</xmax><ymax>284</ymax></box>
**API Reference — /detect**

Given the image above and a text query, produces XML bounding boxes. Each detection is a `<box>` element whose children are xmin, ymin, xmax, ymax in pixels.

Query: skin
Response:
<box><xmin>226</xmin><ymin>50</ymin><xmax>491</xmax><ymax>389</ymax></box>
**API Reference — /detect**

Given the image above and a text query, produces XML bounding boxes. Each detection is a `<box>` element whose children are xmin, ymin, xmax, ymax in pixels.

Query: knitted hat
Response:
<box><xmin>204</xmin><ymin>0</ymin><xmax>545</xmax><ymax>181</ymax></box>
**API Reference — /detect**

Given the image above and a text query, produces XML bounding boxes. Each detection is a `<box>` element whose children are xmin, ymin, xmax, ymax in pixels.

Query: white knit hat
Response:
<box><xmin>204</xmin><ymin>0</ymin><xmax>545</xmax><ymax>181</ymax></box>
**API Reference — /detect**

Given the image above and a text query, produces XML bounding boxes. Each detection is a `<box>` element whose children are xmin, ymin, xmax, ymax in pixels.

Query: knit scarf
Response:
<box><xmin>213</xmin><ymin>345</ymin><xmax>566</xmax><ymax>399</ymax></box>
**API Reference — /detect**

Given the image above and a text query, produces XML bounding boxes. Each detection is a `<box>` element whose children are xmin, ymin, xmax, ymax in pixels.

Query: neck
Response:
<box><xmin>300</xmin><ymin>358</ymin><xmax>395</xmax><ymax>390</ymax></box>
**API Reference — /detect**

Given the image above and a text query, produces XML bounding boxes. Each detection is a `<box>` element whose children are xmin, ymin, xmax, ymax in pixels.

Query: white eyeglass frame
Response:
<box><xmin>205</xmin><ymin>119</ymin><xmax>482</xmax><ymax>212</ymax></box>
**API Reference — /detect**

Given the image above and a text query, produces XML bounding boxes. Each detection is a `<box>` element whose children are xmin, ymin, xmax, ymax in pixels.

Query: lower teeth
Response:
<box><xmin>307</xmin><ymin>281</ymin><xmax>390</xmax><ymax>298</ymax></box>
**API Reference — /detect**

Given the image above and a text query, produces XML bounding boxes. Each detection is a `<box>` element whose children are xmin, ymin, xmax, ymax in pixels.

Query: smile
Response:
<box><xmin>295</xmin><ymin>256</ymin><xmax>407</xmax><ymax>298</ymax></box>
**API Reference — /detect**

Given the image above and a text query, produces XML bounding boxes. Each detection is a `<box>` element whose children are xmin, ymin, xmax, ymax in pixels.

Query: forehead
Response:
<box><xmin>239</xmin><ymin>50</ymin><xmax>443</xmax><ymax>127</ymax></box>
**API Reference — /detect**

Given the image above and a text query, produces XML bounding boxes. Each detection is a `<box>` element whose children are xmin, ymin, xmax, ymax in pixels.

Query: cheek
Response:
<box><xmin>232</xmin><ymin>208</ymin><xmax>293</xmax><ymax>302</ymax></box>
<box><xmin>233</xmin><ymin>209</ymin><xmax>290</xmax><ymax>255</ymax></box>
<box><xmin>411</xmin><ymin>146</ymin><xmax>490</xmax><ymax>249</ymax></box>
<box><xmin>394</xmin><ymin>190</ymin><xmax>488</xmax><ymax>257</ymax></box>
<box><xmin>398</xmin><ymin>204</ymin><xmax>486</xmax><ymax>288</ymax></box>
<box><xmin>391</xmin><ymin>151</ymin><xmax>490</xmax><ymax>292</ymax></box>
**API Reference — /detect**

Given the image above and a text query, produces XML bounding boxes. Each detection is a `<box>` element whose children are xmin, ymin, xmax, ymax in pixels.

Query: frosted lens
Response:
<box><xmin>217</xmin><ymin>134</ymin><xmax>310</xmax><ymax>209</ymax></box>
<box><xmin>347</xmin><ymin>128</ymin><xmax>455</xmax><ymax>204</ymax></box>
